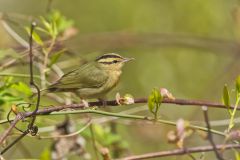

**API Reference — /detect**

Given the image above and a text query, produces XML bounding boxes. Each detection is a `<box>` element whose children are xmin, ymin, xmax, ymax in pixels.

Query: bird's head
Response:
<box><xmin>96</xmin><ymin>53</ymin><xmax>134</xmax><ymax>70</ymax></box>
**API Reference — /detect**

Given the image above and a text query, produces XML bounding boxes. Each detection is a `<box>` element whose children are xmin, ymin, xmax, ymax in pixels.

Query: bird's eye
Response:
<box><xmin>113</xmin><ymin>60</ymin><xmax>118</xmax><ymax>63</ymax></box>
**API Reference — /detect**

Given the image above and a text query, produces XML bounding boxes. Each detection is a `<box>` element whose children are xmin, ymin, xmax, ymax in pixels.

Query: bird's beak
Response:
<box><xmin>123</xmin><ymin>57</ymin><xmax>135</xmax><ymax>62</ymax></box>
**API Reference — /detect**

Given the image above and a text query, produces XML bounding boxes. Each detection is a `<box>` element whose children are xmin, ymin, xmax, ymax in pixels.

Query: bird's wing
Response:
<box><xmin>48</xmin><ymin>63</ymin><xmax>108</xmax><ymax>91</ymax></box>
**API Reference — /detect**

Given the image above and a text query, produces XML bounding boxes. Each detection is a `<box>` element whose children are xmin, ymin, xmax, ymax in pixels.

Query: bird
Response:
<box><xmin>45</xmin><ymin>53</ymin><xmax>134</xmax><ymax>105</ymax></box>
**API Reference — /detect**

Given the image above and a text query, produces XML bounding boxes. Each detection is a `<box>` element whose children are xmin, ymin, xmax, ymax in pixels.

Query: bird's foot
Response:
<box><xmin>115</xmin><ymin>93</ymin><xmax>122</xmax><ymax>105</ymax></box>
<box><xmin>81</xmin><ymin>99</ymin><xmax>89</xmax><ymax>108</ymax></box>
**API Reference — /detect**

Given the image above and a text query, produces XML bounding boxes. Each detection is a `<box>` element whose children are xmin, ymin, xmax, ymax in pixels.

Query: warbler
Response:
<box><xmin>46</xmin><ymin>53</ymin><xmax>134</xmax><ymax>103</ymax></box>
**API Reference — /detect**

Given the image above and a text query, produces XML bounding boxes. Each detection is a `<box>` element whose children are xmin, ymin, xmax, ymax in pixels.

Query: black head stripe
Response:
<box><xmin>96</xmin><ymin>54</ymin><xmax>123</xmax><ymax>61</ymax></box>
<box><xmin>99</xmin><ymin>60</ymin><xmax>120</xmax><ymax>64</ymax></box>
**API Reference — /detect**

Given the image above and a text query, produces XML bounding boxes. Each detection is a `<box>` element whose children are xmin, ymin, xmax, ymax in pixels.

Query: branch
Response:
<box><xmin>117</xmin><ymin>143</ymin><xmax>240</xmax><ymax>160</ymax></box>
<box><xmin>0</xmin><ymin>115</ymin><xmax>21</xmax><ymax>145</ymax></box>
<box><xmin>38</xmin><ymin>119</ymin><xmax>91</xmax><ymax>139</ymax></box>
<box><xmin>0</xmin><ymin>97</ymin><xmax>236</xmax><ymax>152</ymax></box>
<box><xmin>0</xmin><ymin>131</ymin><xmax>28</xmax><ymax>155</ymax></box>
<box><xmin>202</xmin><ymin>106</ymin><xmax>224</xmax><ymax>160</ymax></box>
<box><xmin>28</xmin><ymin>21</ymin><xmax>40</xmax><ymax>129</ymax></box>
<box><xmin>49</xmin><ymin>109</ymin><xmax>225</xmax><ymax>136</ymax></box>
<box><xmin>0</xmin><ymin>97</ymin><xmax>236</xmax><ymax>139</ymax></box>
<box><xmin>37</xmin><ymin>97</ymin><xmax>240</xmax><ymax>115</ymax></box>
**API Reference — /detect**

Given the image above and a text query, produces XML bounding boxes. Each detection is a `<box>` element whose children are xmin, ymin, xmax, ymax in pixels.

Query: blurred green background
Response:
<box><xmin>0</xmin><ymin>0</ymin><xmax>240</xmax><ymax>159</ymax></box>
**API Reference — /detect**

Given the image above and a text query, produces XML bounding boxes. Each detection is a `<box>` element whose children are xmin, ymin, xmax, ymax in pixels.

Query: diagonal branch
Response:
<box><xmin>202</xmin><ymin>106</ymin><xmax>224</xmax><ymax>160</ymax></box>
<box><xmin>0</xmin><ymin>115</ymin><xmax>21</xmax><ymax>145</ymax></box>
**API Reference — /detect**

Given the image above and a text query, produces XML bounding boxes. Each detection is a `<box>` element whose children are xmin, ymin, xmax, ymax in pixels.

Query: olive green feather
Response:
<box><xmin>48</xmin><ymin>62</ymin><xmax>108</xmax><ymax>92</ymax></box>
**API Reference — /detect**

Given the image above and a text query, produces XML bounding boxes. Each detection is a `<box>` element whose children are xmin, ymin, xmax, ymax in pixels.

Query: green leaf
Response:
<box><xmin>153</xmin><ymin>88</ymin><xmax>162</xmax><ymax>104</ymax></box>
<box><xmin>36</xmin><ymin>26</ymin><xmax>49</xmax><ymax>34</ymax></box>
<box><xmin>236</xmin><ymin>75</ymin><xmax>240</xmax><ymax>94</ymax></box>
<box><xmin>33</xmin><ymin>32</ymin><xmax>44</xmax><ymax>46</ymax></box>
<box><xmin>222</xmin><ymin>84</ymin><xmax>230</xmax><ymax>106</ymax></box>
<box><xmin>93</xmin><ymin>124</ymin><xmax>105</xmax><ymax>139</ymax></box>
<box><xmin>105</xmin><ymin>134</ymin><xmax>122</xmax><ymax>145</ymax></box>
<box><xmin>1</xmin><ymin>95</ymin><xmax>22</xmax><ymax>102</ymax></box>
<box><xmin>148</xmin><ymin>88</ymin><xmax>162</xmax><ymax>117</ymax></box>
<box><xmin>11</xmin><ymin>82</ymin><xmax>32</xmax><ymax>96</ymax></box>
<box><xmin>148</xmin><ymin>94</ymin><xmax>155</xmax><ymax>114</ymax></box>
<box><xmin>3</xmin><ymin>76</ymin><xmax>13</xmax><ymax>87</ymax></box>
<box><xmin>52</xmin><ymin>20</ymin><xmax>58</xmax><ymax>37</ymax></box>
<box><xmin>47</xmin><ymin>10</ymin><xmax>74</xmax><ymax>33</ymax></box>
<box><xmin>40</xmin><ymin>16</ymin><xmax>52</xmax><ymax>32</ymax></box>
<box><xmin>25</xmin><ymin>27</ymin><xmax>44</xmax><ymax>46</ymax></box>
<box><xmin>49</xmin><ymin>50</ymin><xmax>64</xmax><ymax>67</ymax></box>
<box><xmin>222</xmin><ymin>84</ymin><xmax>232</xmax><ymax>115</ymax></box>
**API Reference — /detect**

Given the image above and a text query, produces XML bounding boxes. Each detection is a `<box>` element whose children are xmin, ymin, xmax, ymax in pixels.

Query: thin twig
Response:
<box><xmin>117</xmin><ymin>143</ymin><xmax>240</xmax><ymax>160</ymax></box>
<box><xmin>1</xmin><ymin>20</ymin><xmax>29</xmax><ymax>47</ymax></box>
<box><xmin>27</xmin><ymin>22</ymin><xmax>40</xmax><ymax>129</ymax></box>
<box><xmin>38</xmin><ymin>119</ymin><xmax>91</xmax><ymax>139</ymax></box>
<box><xmin>202</xmin><ymin>106</ymin><xmax>224</xmax><ymax>160</ymax></box>
<box><xmin>49</xmin><ymin>109</ymin><xmax>225</xmax><ymax>136</ymax></box>
<box><xmin>0</xmin><ymin>130</ymin><xmax>28</xmax><ymax>155</ymax></box>
<box><xmin>0</xmin><ymin>115</ymin><xmax>21</xmax><ymax>145</ymax></box>
<box><xmin>0</xmin><ymin>73</ymin><xmax>41</xmax><ymax>79</ymax></box>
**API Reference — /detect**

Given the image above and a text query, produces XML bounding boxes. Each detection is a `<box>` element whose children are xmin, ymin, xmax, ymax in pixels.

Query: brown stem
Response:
<box><xmin>0</xmin><ymin>115</ymin><xmax>21</xmax><ymax>145</ymax></box>
<box><xmin>202</xmin><ymin>106</ymin><xmax>224</xmax><ymax>160</ymax></box>
<box><xmin>117</xmin><ymin>143</ymin><xmax>240</xmax><ymax>160</ymax></box>
<box><xmin>28</xmin><ymin>22</ymin><xmax>40</xmax><ymax>129</ymax></box>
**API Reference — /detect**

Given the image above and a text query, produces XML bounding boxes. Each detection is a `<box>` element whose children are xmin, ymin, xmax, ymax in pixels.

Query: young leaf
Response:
<box><xmin>222</xmin><ymin>84</ymin><xmax>232</xmax><ymax>115</ymax></box>
<box><xmin>222</xmin><ymin>84</ymin><xmax>230</xmax><ymax>107</ymax></box>
<box><xmin>25</xmin><ymin>27</ymin><xmax>44</xmax><ymax>46</ymax></box>
<box><xmin>49</xmin><ymin>50</ymin><xmax>64</xmax><ymax>67</ymax></box>
<box><xmin>47</xmin><ymin>10</ymin><xmax>74</xmax><ymax>33</ymax></box>
<box><xmin>40</xmin><ymin>16</ymin><xmax>52</xmax><ymax>33</ymax></box>
<box><xmin>11</xmin><ymin>82</ymin><xmax>32</xmax><ymax>97</ymax></box>
<box><xmin>148</xmin><ymin>94</ymin><xmax>155</xmax><ymax>114</ymax></box>
<box><xmin>153</xmin><ymin>88</ymin><xmax>162</xmax><ymax>104</ymax></box>
<box><xmin>236</xmin><ymin>75</ymin><xmax>240</xmax><ymax>94</ymax></box>
<box><xmin>148</xmin><ymin>88</ymin><xmax>162</xmax><ymax>116</ymax></box>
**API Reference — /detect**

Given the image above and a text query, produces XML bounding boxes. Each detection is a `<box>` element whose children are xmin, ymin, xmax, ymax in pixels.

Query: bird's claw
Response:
<box><xmin>81</xmin><ymin>99</ymin><xmax>89</xmax><ymax>108</ymax></box>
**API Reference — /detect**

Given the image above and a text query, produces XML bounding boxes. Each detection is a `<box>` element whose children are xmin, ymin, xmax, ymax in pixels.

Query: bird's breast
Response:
<box><xmin>77</xmin><ymin>70</ymin><xmax>122</xmax><ymax>99</ymax></box>
<box><xmin>104</xmin><ymin>70</ymin><xmax>122</xmax><ymax>90</ymax></box>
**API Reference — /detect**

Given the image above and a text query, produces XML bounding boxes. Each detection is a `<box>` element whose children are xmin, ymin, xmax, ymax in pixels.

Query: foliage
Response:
<box><xmin>148</xmin><ymin>88</ymin><xmax>162</xmax><ymax>120</ymax></box>
<box><xmin>222</xmin><ymin>76</ymin><xmax>240</xmax><ymax>132</ymax></box>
